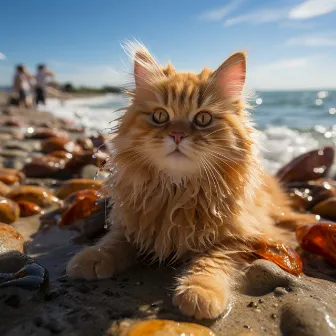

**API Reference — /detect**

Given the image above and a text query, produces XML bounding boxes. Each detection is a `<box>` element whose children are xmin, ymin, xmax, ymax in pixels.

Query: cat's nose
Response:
<box><xmin>169</xmin><ymin>132</ymin><xmax>188</xmax><ymax>144</ymax></box>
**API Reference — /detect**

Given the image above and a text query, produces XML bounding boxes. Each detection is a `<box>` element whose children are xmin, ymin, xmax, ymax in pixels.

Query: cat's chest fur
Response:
<box><xmin>110</xmin><ymin>177</ymin><xmax>239</xmax><ymax>262</ymax></box>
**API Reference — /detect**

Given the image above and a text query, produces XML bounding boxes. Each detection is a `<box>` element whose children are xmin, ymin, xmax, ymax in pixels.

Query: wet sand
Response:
<box><xmin>0</xmin><ymin>104</ymin><xmax>335</xmax><ymax>336</ymax></box>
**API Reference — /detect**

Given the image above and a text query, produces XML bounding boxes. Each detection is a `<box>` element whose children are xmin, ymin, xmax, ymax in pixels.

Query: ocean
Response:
<box><xmin>41</xmin><ymin>90</ymin><xmax>336</xmax><ymax>175</ymax></box>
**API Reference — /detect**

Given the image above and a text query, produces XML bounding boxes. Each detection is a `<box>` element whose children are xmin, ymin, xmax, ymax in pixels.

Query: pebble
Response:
<box><xmin>274</xmin><ymin>287</ymin><xmax>288</xmax><ymax>296</ymax></box>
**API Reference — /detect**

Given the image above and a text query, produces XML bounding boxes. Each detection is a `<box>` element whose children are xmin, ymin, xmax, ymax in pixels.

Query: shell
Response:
<box><xmin>254</xmin><ymin>240</ymin><xmax>303</xmax><ymax>276</ymax></box>
<box><xmin>8</xmin><ymin>186</ymin><xmax>62</xmax><ymax>208</ymax></box>
<box><xmin>0</xmin><ymin>253</ymin><xmax>48</xmax><ymax>293</ymax></box>
<box><xmin>116</xmin><ymin>320</ymin><xmax>216</xmax><ymax>336</ymax></box>
<box><xmin>0</xmin><ymin>223</ymin><xmax>24</xmax><ymax>254</ymax></box>
<box><xmin>296</xmin><ymin>221</ymin><xmax>336</xmax><ymax>265</ymax></box>
<box><xmin>312</xmin><ymin>197</ymin><xmax>336</xmax><ymax>221</ymax></box>
<box><xmin>276</xmin><ymin>147</ymin><xmax>335</xmax><ymax>184</ymax></box>
<box><xmin>41</xmin><ymin>137</ymin><xmax>82</xmax><ymax>154</ymax></box>
<box><xmin>56</xmin><ymin>179</ymin><xmax>103</xmax><ymax>199</ymax></box>
<box><xmin>17</xmin><ymin>201</ymin><xmax>43</xmax><ymax>217</ymax></box>
<box><xmin>22</xmin><ymin>156</ymin><xmax>66</xmax><ymax>178</ymax></box>
<box><xmin>59</xmin><ymin>189</ymin><xmax>102</xmax><ymax>226</ymax></box>
<box><xmin>0</xmin><ymin>197</ymin><xmax>20</xmax><ymax>224</ymax></box>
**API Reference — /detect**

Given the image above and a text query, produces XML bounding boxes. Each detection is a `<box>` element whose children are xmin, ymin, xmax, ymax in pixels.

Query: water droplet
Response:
<box><xmin>256</xmin><ymin>98</ymin><xmax>263</xmax><ymax>105</ymax></box>
<box><xmin>318</xmin><ymin>150</ymin><xmax>324</xmax><ymax>155</ymax></box>
<box><xmin>27</xmin><ymin>127</ymin><xmax>34</xmax><ymax>134</ymax></box>
<box><xmin>92</xmin><ymin>154</ymin><xmax>97</xmax><ymax>159</ymax></box>
<box><xmin>315</xmin><ymin>99</ymin><xmax>323</xmax><ymax>106</ymax></box>
<box><xmin>315</xmin><ymin>215</ymin><xmax>321</xmax><ymax>220</ymax></box>
<box><xmin>329</xmin><ymin>107</ymin><xmax>336</xmax><ymax>115</ymax></box>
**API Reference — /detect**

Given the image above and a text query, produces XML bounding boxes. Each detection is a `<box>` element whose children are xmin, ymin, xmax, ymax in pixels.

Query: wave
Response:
<box><xmin>42</xmin><ymin>94</ymin><xmax>334</xmax><ymax>175</ymax></box>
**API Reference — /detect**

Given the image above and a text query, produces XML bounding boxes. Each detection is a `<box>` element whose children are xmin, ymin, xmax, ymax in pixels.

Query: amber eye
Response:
<box><xmin>194</xmin><ymin>111</ymin><xmax>212</xmax><ymax>127</ymax></box>
<box><xmin>152</xmin><ymin>109</ymin><xmax>169</xmax><ymax>124</ymax></box>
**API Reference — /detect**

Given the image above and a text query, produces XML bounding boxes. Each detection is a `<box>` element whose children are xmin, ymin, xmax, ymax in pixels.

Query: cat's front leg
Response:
<box><xmin>173</xmin><ymin>246</ymin><xmax>243</xmax><ymax>320</ymax></box>
<box><xmin>66</xmin><ymin>229</ymin><xmax>136</xmax><ymax>280</ymax></box>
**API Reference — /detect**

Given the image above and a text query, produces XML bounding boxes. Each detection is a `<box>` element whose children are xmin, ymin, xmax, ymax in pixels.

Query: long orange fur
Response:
<box><xmin>67</xmin><ymin>42</ymin><xmax>316</xmax><ymax>320</ymax></box>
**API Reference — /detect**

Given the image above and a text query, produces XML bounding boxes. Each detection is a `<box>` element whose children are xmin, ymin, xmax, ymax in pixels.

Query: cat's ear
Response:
<box><xmin>134</xmin><ymin>50</ymin><xmax>162</xmax><ymax>89</ymax></box>
<box><xmin>212</xmin><ymin>52</ymin><xmax>246</xmax><ymax>98</ymax></box>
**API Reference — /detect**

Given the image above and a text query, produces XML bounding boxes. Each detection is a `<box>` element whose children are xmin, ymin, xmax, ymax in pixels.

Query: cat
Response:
<box><xmin>66</xmin><ymin>42</ymin><xmax>316</xmax><ymax>320</ymax></box>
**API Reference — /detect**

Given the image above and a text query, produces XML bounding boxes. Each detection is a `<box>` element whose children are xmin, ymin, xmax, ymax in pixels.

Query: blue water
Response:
<box><xmin>88</xmin><ymin>90</ymin><xmax>336</xmax><ymax>131</ymax></box>
<box><xmin>45</xmin><ymin>90</ymin><xmax>336</xmax><ymax>174</ymax></box>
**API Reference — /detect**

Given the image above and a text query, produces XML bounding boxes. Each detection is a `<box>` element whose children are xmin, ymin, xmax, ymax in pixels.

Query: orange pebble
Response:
<box><xmin>296</xmin><ymin>221</ymin><xmax>336</xmax><ymax>265</ymax></box>
<box><xmin>254</xmin><ymin>240</ymin><xmax>303</xmax><ymax>276</ymax></box>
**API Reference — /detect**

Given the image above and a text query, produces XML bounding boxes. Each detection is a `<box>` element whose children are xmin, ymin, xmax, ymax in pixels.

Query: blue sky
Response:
<box><xmin>1</xmin><ymin>0</ymin><xmax>336</xmax><ymax>90</ymax></box>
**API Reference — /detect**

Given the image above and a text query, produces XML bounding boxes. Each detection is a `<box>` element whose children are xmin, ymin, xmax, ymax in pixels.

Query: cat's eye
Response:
<box><xmin>194</xmin><ymin>111</ymin><xmax>212</xmax><ymax>127</ymax></box>
<box><xmin>152</xmin><ymin>109</ymin><xmax>169</xmax><ymax>124</ymax></box>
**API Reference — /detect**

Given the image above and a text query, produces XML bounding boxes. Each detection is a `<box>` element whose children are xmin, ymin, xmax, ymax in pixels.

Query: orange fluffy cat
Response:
<box><xmin>67</xmin><ymin>43</ymin><xmax>315</xmax><ymax>320</ymax></box>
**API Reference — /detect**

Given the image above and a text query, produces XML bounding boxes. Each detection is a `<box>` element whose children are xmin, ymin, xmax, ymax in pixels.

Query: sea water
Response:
<box><xmin>41</xmin><ymin>90</ymin><xmax>336</xmax><ymax>175</ymax></box>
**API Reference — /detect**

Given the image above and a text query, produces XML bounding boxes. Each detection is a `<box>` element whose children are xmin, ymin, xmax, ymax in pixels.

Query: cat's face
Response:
<box><xmin>114</xmin><ymin>47</ymin><xmax>252</xmax><ymax>182</ymax></box>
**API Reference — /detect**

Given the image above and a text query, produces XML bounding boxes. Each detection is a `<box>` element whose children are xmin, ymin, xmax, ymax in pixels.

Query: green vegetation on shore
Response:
<box><xmin>61</xmin><ymin>83</ymin><xmax>122</xmax><ymax>94</ymax></box>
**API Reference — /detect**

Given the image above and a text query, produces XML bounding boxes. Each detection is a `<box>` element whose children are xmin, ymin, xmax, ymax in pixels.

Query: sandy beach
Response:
<box><xmin>0</xmin><ymin>97</ymin><xmax>335</xmax><ymax>336</ymax></box>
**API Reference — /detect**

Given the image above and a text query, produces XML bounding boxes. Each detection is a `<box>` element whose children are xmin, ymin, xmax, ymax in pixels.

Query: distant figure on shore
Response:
<box><xmin>12</xmin><ymin>64</ymin><xmax>33</xmax><ymax>108</ymax></box>
<box><xmin>35</xmin><ymin>64</ymin><xmax>55</xmax><ymax>106</ymax></box>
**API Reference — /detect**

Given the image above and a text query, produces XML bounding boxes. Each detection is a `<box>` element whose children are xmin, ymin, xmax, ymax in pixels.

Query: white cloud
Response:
<box><xmin>223</xmin><ymin>0</ymin><xmax>336</xmax><ymax>26</ymax></box>
<box><xmin>254</xmin><ymin>57</ymin><xmax>309</xmax><ymax>71</ymax></box>
<box><xmin>286</xmin><ymin>35</ymin><xmax>336</xmax><ymax>46</ymax></box>
<box><xmin>289</xmin><ymin>0</ymin><xmax>336</xmax><ymax>20</ymax></box>
<box><xmin>248</xmin><ymin>54</ymin><xmax>336</xmax><ymax>90</ymax></box>
<box><xmin>224</xmin><ymin>7</ymin><xmax>290</xmax><ymax>26</ymax></box>
<box><xmin>0</xmin><ymin>52</ymin><xmax>7</xmax><ymax>61</ymax></box>
<box><xmin>199</xmin><ymin>0</ymin><xmax>244</xmax><ymax>21</ymax></box>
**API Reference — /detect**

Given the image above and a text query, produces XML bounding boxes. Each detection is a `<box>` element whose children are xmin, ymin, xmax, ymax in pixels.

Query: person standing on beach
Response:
<box><xmin>12</xmin><ymin>64</ymin><xmax>33</xmax><ymax>108</ymax></box>
<box><xmin>35</xmin><ymin>64</ymin><xmax>55</xmax><ymax>106</ymax></box>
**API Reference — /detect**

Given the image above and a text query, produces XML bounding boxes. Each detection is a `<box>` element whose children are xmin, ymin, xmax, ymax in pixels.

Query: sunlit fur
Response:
<box><xmin>67</xmin><ymin>42</ymin><xmax>316</xmax><ymax>320</ymax></box>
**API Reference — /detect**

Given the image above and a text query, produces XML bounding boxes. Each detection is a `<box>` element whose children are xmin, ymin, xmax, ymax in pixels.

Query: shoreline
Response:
<box><xmin>0</xmin><ymin>105</ymin><xmax>335</xmax><ymax>336</ymax></box>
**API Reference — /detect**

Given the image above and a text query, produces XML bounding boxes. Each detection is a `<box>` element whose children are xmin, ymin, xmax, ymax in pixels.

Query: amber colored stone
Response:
<box><xmin>287</xmin><ymin>180</ymin><xmax>336</xmax><ymax>212</ymax></box>
<box><xmin>117</xmin><ymin>319</ymin><xmax>216</xmax><ymax>336</ymax></box>
<box><xmin>22</xmin><ymin>156</ymin><xmax>66</xmax><ymax>178</ymax></box>
<box><xmin>59</xmin><ymin>189</ymin><xmax>102</xmax><ymax>226</ymax></box>
<box><xmin>0</xmin><ymin>223</ymin><xmax>24</xmax><ymax>254</ymax></box>
<box><xmin>0</xmin><ymin>168</ymin><xmax>24</xmax><ymax>182</ymax></box>
<box><xmin>254</xmin><ymin>240</ymin><xmax>303</xmax><ymax>276</ymax></box>
<box><xmin>311</xmin><ymin>197</ymin><xmax>336</xmax><ymax>221</ymax></box>
<box><xmin>41</xmin><ymin>137</ymin><xmax>82</xmax><ymax>154</ymax></box>
<box><xmin>64</xmin><ymin>150</ymin><xmax>108</xmax><ymax>173</ymax></box>
<box><xmin>0</xmin><ymin>174</ymin><xmax>19</xmax><ymax>185</ymax></box>
<box><xmin>27</xmin><ymin>128</ymin><xmax>69</xmax><ymax>140</ymax></box>
<box><xmin>0</xmin><ymin>197</ymin><xmax>20</xmax><ymax>224</ymax></box>
<box><xmin>0</xmin><ymin>181</ymin><xmax>11</xmax><ymax>197</ymax></box>
<box><xmin>8</xmin><ymin>186</ymin><xmax>62</xmax><ymax>208</ymax></box>
<box><xmin>17</xmin><ymin>200</ymin><xmax>43</xmax><ymax>217</ymax></box>
<box><xmin>276</xmin><ymin>147</ymin><xmax>335</xmax><ymax>184</ymax></box>
<box><xmin>296</xmin><ymin>221</ymin><xmax>336</xmax><ymax>265</ymax></box>
<box><xmin>56</xmin><ymin>178</ymin><xmax>103</xmax><ymax>199</ymax></box>
<box><xmin>49</xmin><ymin>150</ymin><xmax>73</xmax><ymax>159</ymax></box>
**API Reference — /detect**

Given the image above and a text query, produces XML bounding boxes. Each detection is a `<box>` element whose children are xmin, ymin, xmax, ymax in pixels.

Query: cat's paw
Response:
<box><xmin>173</xmin><ymin>275</ymin><xmax>228</xmax><ymax>320</ymax></box>
<box><xmin>66</xmin><ymin>246</ymin><xmax>116</xmax><ymax>280</ymax></box>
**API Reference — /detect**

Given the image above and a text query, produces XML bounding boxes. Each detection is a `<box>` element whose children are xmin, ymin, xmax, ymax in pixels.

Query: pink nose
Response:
<box><xmin>169</xmin><ymin>132</ymin><xmax>188</xmax><ymax>144</ymax></box>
